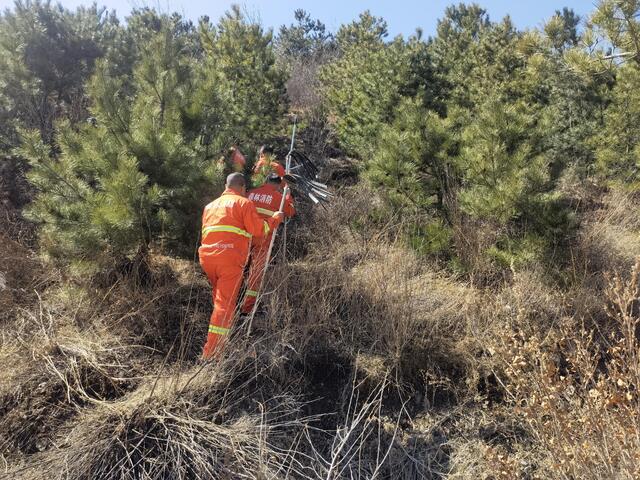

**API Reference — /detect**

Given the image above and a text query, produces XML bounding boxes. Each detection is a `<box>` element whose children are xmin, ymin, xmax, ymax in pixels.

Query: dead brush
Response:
<box><xmin>0</xmin><ymin>233</ymin><xmax>47</xmax><ymax>325</ymax></box>
<box><xmin>488</xmin><ymin>259</ymin><xmax>640</xmax><ymax>479</ymax></box>
<box><xmin>259</xmin><ymin>188</ymin><xmax>477</xmax><ymax>414</ymax></box>
<box><xmin>305</xmin><ymin>373</ymin><xmax>404</xmax><ymax>480</ymax></box>
<box><xmin>0</xmin><ymin>292</ymin><xmax>148</xmax><ymax>458</ymax></box>
<box><xmin>45</xmin><ymin>344</ymin><xmax>315</xmax><ymax>480</ymax></box>
<box><xmin>576</xmin><ymin>188</ymin><xmax>640</xmax><ymax>279</ymax></box>
<box><xmin>57</xmin><ymin>254</ymin><xmax>212</xmax><ymax>361</ymax></box>
<box><xmin>339</xmin><ymin>243</ymin><xmax>476</xmax><ymax>411</ymax></box>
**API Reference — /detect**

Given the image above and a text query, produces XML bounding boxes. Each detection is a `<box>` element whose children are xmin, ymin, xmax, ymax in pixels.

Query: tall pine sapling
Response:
<box><xmin>594</xmin><ymin>63</ymin><xmax>640</xmax><ymax>186</ymax></box>
<box><xmin>21</xmin><ymin>19</ymin><xmax>221</xmax><ymax>273</ymax></box>
<box><xmin>457</xmin><ymin>99</ymin><xmax>548</xmax><ymax>224</ymax></box>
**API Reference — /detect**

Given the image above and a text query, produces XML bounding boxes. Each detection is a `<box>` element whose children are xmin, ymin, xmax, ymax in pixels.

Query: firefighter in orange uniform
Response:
<box><xmin>253</xmin><ymin>145</ymin><xmax>286</xmax><ymax>182</ymax></box>
<box><xmin>230</xmin><ymin>146</ymin><xmax>246</xmax><ymax>172</ymax></box>
<box><xmin>218</xmin><ymin>146</ymin><xmax>246</xmax><ymax>174</ymax></box>
<box><xmin>241</xmin><ymin>174</ymin><xmax>295</xmax><ymax>315</ymax></box>
<box><xmin>199</xmin><ymin>173</ymin><xmax>283</xmax><ymax>359</ymax></box>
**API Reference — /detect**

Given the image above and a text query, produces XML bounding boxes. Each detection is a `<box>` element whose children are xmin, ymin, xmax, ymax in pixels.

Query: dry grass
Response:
<box><xmin>44</xmin><ymin>355</ymin><xmax>310</xmax><ymax>480</ymax></box>
<box><xmin>482</xmin><ymin>261</ymin><xmax>640</xmax><ymax>479</ymax></box>
<box><xmin>0</xmin><ymin>297</ymin><xmax>148</xmax><ymax>458</ymax></box>
<box><xmin>577</xmin><ymin>188</ymin><xmax>640</xmax><ymax>278</ymax></box>
<box><xmin>2</xmin><ymin>184</ymin><xmax>640</xmax><ymax>479</ymax></box>
<box><xmin>0</xmin><ymin>233</ymin><xmax>44</xmax><ymax>324</ymax></box>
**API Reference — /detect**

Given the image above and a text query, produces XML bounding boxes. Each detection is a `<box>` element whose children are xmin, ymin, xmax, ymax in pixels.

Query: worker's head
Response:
<box><xmin>258</xmin><ymin>145</ymin><xmax>274</xmax><ymax>161</ymax></box>
<box><xmin>226</xmin><ymin>172</ymin><xmax>247</xmax><ymax>195</ymax></box>
<box><xmin>266</xmin><ymin>173</ymin><xmax>284</xmax><ymax>191</ymax></box>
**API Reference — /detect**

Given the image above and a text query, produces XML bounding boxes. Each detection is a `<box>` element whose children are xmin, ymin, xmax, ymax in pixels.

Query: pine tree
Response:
<box><xmin>320</xmin><ymin>12</ymin><xmax>409</xmax><ymax>158</ymax></box>
<box><xmin>0</xmin><ymin>0</ymin><xmax>120</xmax><ymax>234</ymax></box>
<box><xmin>429</xmin><ymin>3</ymin><xmax>490</xmax><ymax>110</ymax></box>
<box><xmin>429</xmin><ymin>5</ymin><xmax>524</xmax><ymax>111</ymax></box>
<box><xmin>544</xmin><ymin>8</ymin><xmax>581</xmax><ymax>52</ymax></box>
<box><xmin>21</xmin><ymin>17</ymin><xmax>220</xmax><ymax>272</ymax></box>
<box><xmin>518</xmin><ymin>10</ymin><xmax>605</xmax><ymax>180</ymax></box>
<box><xmin>196</xmin><ymin>6</ymin><xmax>287</xmax><ymax>150</ymax></box>
<box><xmin>0</xmin><ymin>0</ymin><xmax>119</xmax><ymax>148</ymax></box>
<box><xmin>457</xmin><ymin>99</ymin><xmax>547</xmax><ymax>224</ymax></box>
<box><xmin>276</xmin><ymin>9</ymin><xmax>335</xmax><ymax>65</ymax></box>
<box><xmin>367</xmin><ymin>97</ymin><xmax>458</xmax><ymax>214</ymax></box>
<box><xmin>590</xmin><ymin>0</ymin><xmax>640</xmax><ymax>67</ymax></box>
<box><xmin>594</xmin><ymin>63</ymin><xmax>640</xmax><ymax>185</ymax></box>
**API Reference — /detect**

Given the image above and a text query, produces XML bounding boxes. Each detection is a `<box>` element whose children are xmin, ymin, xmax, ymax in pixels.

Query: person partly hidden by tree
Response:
<box><xmin>252</xmin><ymin>145</ymin><xmax>286</xmax><ymax>185</ymax></box>
<box><xmin>241</xmin><ymin>173</ymin><xmax>296</xmax><ymax>316</ymax></box>
<box><xmin>198</xmin><ymin>173</ymin><xmax>283</xmax><ymax>359</ymax></box>
<box><xmin>218</xmin><ymin>145</ymin><xmax>247</xmax><ymax>175</ymax></box>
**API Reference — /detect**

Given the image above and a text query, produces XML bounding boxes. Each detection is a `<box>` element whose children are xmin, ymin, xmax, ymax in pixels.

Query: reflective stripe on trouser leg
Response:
<box><xmin>209</xmin><ymin>325</ymin><xmax>230</xmax><ymax>335</ymax></box>
<box><xmin>201</xmin><ymin>262</ymin><xmax>244</xmax><ymax>359</ymax></box>
<box><xmin>241</xmin><ymin>242</ymin><xmax>270</xmax><ymax>314</ymax></box>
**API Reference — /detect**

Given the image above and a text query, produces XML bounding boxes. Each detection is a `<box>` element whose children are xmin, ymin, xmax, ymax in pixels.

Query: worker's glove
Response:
<box><xmin>272</xmin><ymin>211</ymin><xmax>284</xmax><ymax>224</ymax></box>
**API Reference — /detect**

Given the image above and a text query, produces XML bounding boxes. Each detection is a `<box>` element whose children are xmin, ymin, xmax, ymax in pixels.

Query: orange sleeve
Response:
<box><xmin>232</xmin><ymin>149</ymin><xmax>246</xmax><ymax>170</ymax></box>
<box><xmin>241</xmin><ymin>199</ymin><xmax>272</xmax><ymax>238</ymax></box>
<box><xmin>253</xmin><ymin>159</ymin><xmax>264</xmax><ymax>174</ymax></box>
<box><xmin>201</xmin><ymin>203</ymin><xmax>210</xmax><ymax>231</ymax></box>
<box><xmin>284</xmin><ymin>193</ymin><xmax>295</xmax><ymax>218</ymax></box>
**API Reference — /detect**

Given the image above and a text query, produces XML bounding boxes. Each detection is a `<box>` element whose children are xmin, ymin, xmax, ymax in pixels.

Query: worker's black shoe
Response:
<box><xmin>240</xmin><ymin>305</ymin><xmax>268</xmax><ymax>319</ymax></box>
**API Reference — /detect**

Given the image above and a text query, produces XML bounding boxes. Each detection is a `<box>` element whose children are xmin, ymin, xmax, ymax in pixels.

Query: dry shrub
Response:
<box><xmin>285</xmin><ymin>57</ymin><xmax>338</xmax><ymax>159</ymax></box>
<box><xmin>258</xmin><ymin>187</ymin><xmax>478</xmax><ymax>412</ymax></box>
<box><xmin>493</xmin><ymin>269</ymin><xmax>567</xmax><ymax>330</ymax></box>
<box><xmin>451</xmin><ymin>216</ymin><xmax>503</xmax><ymax>284</ymax></box>
<box><xmin>0</xmin><ymin>255</ymin><xmax>210</xmax><ymax>462</ymax></box>
<box><xmin>487</xmin><ymin>259</ymin><xmax>640</xmax><ymax>479</ymax></box>
<box><xmin>447</xmin><ymin>437</ymin><xmax>531</xmax><ymax>479</ymax></box>
<box><xmin>577</xmin><ymin>188</ymin><xmax>640</xmax><ymax>278</ymax></box>
<box><xmin>0</xmin><ymin>302</ymin><xmax>146</xmax><ymax>458</ymax></box>
<box><xmin>287</xmin><ymin>59</ymin><xmax>322</xmax><ymax>112</ymax></box>
<box><xmin>10</xmin><ymin>183</ymin><xmax>640</xmax><ymax>479</ymax></box>
<box><xmin>348</xmin><ymin>246</ymin><xmax>473</xmax><ymax>387</ymax></box>
<box><xmin>7</xmin><ymin>349</ymin><xmax>433</xmax><ymax>480</ymax></box>
<box><xmin>306</xmin><ymin>373</ymin><xmax>450</xmax><ymax>480</ymax></box>
<box><xmin>0</xmin><ymin>234</ymin><xmax>44</xmax><ymax>323</ymax></box>
<box><xmin>34</xmin><ymin>347</ymin><xmax>311</xmax><ymax>480</ymax></box>
<box><xmin>58</xmin><ymin>255</ymin><xmax>212</xmax><ymax>360</ymax></box>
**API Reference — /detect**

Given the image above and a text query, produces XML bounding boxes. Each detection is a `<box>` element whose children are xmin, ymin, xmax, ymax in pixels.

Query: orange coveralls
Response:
<box><xmin>241</xmin><ymin>183</ymin><xmax>295</xmax><ymax>314</ymax></box>
<box><xmin>230</xmin><ymin>148</ymin><xmax>246</xmax><ymax>172</ymax></box>
<box><xmin>199</xmin><ymin>187</ymin><xmax>280</xmax><ymax>359</ymax></box>
<box><xmin>253</xmin><ymin>158</ymin><xmax>286</xmax><ymax>178</ymax></box>
<box><xmin>218</xmin><ymin>147</ymin><xmax>246</xmax><ymax>173</ymax></box>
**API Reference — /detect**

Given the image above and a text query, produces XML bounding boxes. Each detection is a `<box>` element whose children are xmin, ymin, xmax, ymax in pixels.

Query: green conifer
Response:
<box><xmin>21</xmin><ymin>18</ymin><xmax>220</xmax><ymax>272</ymax></box>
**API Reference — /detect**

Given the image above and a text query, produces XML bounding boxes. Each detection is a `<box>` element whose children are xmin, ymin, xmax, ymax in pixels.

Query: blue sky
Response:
<box><xmin>0</xmin><ymin>0</ymin><xmax>595</xmax><ymax>37</ymax></box>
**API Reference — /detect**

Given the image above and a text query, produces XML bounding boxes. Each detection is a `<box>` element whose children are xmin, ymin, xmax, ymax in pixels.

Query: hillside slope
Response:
<box><xmin>2</xmin><ymin>174</ymin><xmax>640</xmax><ymax>478</ymax></box>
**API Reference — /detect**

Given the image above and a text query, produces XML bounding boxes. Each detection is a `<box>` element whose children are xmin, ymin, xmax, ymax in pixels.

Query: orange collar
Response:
<box><xmin>222</xmin><ymin>187</ymin><xmax>245</xmax><ymax>197</ymax></box>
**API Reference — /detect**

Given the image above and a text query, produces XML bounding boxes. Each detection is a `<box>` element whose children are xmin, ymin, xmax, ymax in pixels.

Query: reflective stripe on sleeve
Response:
<box><xmin>245</xmin><ymin>289</ymin><xmax>259</xmax><ymax>298</ymax></box>
<box><xmin>256</xmin><ymin>207</ymin><xmax>276</xmax><ymax>216</ymax></box>
<box><xmin>208</xmin><ymin>325</ymin><xmax>230</xmax><ymax>335</ymax></box>
<box><xmin>202</xmin><ymin>225</ymin><xmax>252</xmax><ymax>238</ymax></box>
<box><xmin>263</xmin><ymin>221</ymin><xmax>271</xmax><ymax>236</ymax></box>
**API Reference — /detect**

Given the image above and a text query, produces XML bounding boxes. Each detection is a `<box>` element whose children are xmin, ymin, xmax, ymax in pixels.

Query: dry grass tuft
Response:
<box><xmin>47</xmin><ymin>353</ymin><xmax>309</xmax><ymax>480</ymax></box>
<box><xmin>0</xmin><ymin>300</ymin><xmax>147</xmax><ymax>458</ymax></box>
<box><xmin>577</xmin><ymin>188</ymin><xmax>640</xmax><ymax>278</ymax></box>
<box><xmin>0</xmin><ymin>234</ymin><xmax>44</xmax><ymax>323</ymax></box>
